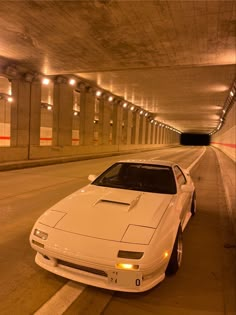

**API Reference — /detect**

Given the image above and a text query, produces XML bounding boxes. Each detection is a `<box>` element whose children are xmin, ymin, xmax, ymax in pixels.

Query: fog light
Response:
<box><xmin>116</xmin><ymin>263</ymin><xmax>139</xmax><ymax>270</ymax></box>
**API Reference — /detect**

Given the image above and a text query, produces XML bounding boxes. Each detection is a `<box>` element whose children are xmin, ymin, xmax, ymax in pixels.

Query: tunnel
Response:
<box><xmin>180</xmin><ymin>133</ymin><xmax>211</xmax><ymax>146</ymax></box>
<box><xmin>0</xmin><ymin>1</ymin><xmax>235</xmax><ymax>315</ymax></box>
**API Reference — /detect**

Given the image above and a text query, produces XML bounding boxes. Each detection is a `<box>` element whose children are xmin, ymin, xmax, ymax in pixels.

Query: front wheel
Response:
<box><xmin>166</xmin><ymin>226</ymin><xmax>183</xmax><ymax>275</ymax></box>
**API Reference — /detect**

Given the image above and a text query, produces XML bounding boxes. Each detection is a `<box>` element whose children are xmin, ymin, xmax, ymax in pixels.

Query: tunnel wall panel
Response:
<box><xmin>211</xmin><ymin>102</ymin><xmax>236</xmax><ymax>162</ymax></box>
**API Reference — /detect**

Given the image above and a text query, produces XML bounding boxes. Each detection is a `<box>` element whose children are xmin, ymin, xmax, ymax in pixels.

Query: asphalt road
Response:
<box><xmin>0</xmin><ymin>146</ymin><xmax>235</xmax><ymax>315</ymax></box>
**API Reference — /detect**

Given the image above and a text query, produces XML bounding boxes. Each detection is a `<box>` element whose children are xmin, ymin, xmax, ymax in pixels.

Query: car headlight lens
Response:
<box><xmin>118</xmin><ymin>250</ymin><xmax>144</xmax><ymax>259</ymax></box>
<box><xmin>34</xmin><ymin>229</ymin><xmax>48</xmax><ymax>240</ymax></box>
<box><xmin>116</xmin><ymin>263</ymin><xmax>139</xmax><ymax>270</ymax></box>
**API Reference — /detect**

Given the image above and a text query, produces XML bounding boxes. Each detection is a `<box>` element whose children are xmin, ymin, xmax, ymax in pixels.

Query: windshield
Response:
<box><xmin>92</xmin><ymin>163</ymin><xmax>177</xmax><ymax>194</ymax></box>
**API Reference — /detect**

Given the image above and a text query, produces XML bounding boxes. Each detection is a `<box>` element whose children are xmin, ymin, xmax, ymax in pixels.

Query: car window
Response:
<box><xmin>92</xmin><ymin>163</ymin><xmax>177</xmax><ymax>194</ymax></box>
<box><xmin>174</xmin><ymin>166</ymin><xmax>186</xmax><ymax>186</ymax></box>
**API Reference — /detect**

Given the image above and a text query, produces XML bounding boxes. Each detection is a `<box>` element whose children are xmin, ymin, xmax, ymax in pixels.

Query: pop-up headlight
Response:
<box><xmin>121</xmin><ymin>225</ymin><xmax>155</xmax><ymax>245</ymax></box>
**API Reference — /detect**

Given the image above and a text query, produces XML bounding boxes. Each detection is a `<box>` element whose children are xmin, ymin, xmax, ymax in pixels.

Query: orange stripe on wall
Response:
<box><xmin>40</xmin><ymin>137</ymin><xmax>53</xmax><ymax>141</ymax></box>
<box><xmin>0</xmin><ymin>136</ymin><xmax>10</xmax><ymax>140</ymax></box>
<box><xmin>0</xmin><ymin>136</ymin><xmax>80</xmax><ymax>142</ymax></box>
<box><xmin>211</xmin><ymin>142</ymin><xmax>236</xmax><ymax>148</ymax></box>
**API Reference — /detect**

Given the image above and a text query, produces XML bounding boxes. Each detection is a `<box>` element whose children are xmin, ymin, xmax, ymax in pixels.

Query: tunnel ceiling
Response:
<box><xmin>0</xmin><ymin>0</ymin><xmax>235</xmax><ymax>134</ymax></box>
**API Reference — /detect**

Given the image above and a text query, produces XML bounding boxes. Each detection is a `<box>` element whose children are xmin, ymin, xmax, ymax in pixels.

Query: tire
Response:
<box><xmin>191</xmin><ymin>191</ymin><xmax>196</xmax><ymax>216</ymax></box>
<box><xmin>166</xmin><ymin>226</ymin><xmax>183</xmax><ymax>275</ymax></box>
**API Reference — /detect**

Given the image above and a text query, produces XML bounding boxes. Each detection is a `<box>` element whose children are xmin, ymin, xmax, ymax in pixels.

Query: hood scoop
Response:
<box><xmin>99</xmin><ymin>199</ymin><xmax>130</xmax><ymax>206</ymax></box>
<box><xmin>94</xmin><ymin>190</ymin><xmax>142</xmax><ymax>211</ymax></box>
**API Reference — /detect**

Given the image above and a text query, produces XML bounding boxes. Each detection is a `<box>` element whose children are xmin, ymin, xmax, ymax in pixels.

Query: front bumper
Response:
<box><xmin>35</xmin><ymin>251</ymin><xmax>165</xmax><ymax>292</ymax></box>
<box><xmin>30</xmin><ymin>222</ymin><xmax>168</xmax><ymax>292</ymax></box>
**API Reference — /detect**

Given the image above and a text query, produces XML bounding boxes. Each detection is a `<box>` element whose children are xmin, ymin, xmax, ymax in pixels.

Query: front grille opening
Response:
<box><xmin>57</xmin><ymin>259</ymin><xmax>107</xmax><ymax>278</ymax></box>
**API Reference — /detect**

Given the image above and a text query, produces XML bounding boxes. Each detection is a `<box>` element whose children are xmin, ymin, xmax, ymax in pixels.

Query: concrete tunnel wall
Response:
<box><xmin>1</xmin><ymin>75</ymin><xmax>235</xmax><ymax>164</ymax></box>
<box><xmin>211</xmin><ymin>101</ymin><xmax>236</xmax><ymax>162</ymax></box>
<box><xmin>0</xmin><ymin>75</ymin><xmax>180</xmax><ymax>163</ymax></box>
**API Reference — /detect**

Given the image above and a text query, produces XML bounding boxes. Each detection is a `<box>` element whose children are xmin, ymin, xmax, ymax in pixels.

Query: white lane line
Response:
<box><xmin>34</xmin><ymin>280</ymin><xmax>86</xmax><ymax>315</ymax></box>
<box><xmin>212</xmin><ymin>147</ymin><xmax>235</xmax><ymax>235</ymax></box>
<box><xmin>187</xmin><ymin>146</ymin><xmax>206</xmax><ymax>171</ymax></box>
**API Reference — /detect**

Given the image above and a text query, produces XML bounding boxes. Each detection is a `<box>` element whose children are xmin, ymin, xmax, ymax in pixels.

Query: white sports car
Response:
<box><xmin>30</xmin><ymin>160</ymin><xmax>196</xmax><ymax>292</ymax></box>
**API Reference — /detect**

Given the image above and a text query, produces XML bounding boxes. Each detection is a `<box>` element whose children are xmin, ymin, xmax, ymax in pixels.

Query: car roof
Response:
<box><xmin>117</xmin><ymin>159</ymin><xmax>176</xmax><ymax>168</ymax></box>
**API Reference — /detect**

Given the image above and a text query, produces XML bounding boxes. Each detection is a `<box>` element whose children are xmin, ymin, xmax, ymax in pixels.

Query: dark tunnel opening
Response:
<box><xmin>180</xmin><ymin>133</ymin><xmax>210</xmax><ymax>146</ymax></box>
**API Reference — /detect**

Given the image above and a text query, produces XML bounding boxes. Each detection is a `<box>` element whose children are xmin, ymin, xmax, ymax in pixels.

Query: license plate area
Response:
<box><xmin>108</xmin><ymin>270</ymin><xmax>142</xmax><ymax>289</ymax></box>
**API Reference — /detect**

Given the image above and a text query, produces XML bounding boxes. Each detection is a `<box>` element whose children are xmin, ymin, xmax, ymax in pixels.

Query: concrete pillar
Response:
<box><xmin>112</xmin><ymin>102</ymin><xmax>122</xmax><ymax>145</ymax></box>
<box><xmin>160</xmin><ymin>126</ymin><xmax>164</xmax><ymax>144</ymax></box>
<box><xmin>163</xmin><ymin>127</ymin><xmax>168</xmax><ymax>144</ymax></box>
<box><xmin>11</xmin><ymin>79</ymin><xmax>31</xmax><ymax>146</ymax></box>
<box><xmin>146</xmin><ymin>120</ymin><xmax>151</xmax><ymax>144</ymax></box>
<box><xmin>164</xmin><ymin>127</ymin><xmax>168</xmax><ymax>144</ymax></box>
<box><xmin>79</xmin><ymin>85</ymin><xmax>95</xmax><ymax>145</ymax></box>
<box><xmin>170</xmin><ymin>130</ymin><xmax>173</xmax><ymax>143</ymax></box>
<box><xmin>162</xmin><ymin>128</ymin><xmax>165</xmax><ymax>144</ymax></box>
<box><xmin>99</xmin><ymin>96</ymin><xmax>111</xmax><ymax>145</ymax></box>
<box><xmin>123</xmin><ymin>107</ymin><xmax>132</xmax><ymax>144</ymax></box>
<box><xmin>151</xmin><ymin>122</ymin><xmax>155</xmax><ymax>144</ymax></box>
<box><xmin>29</xmin><ymin>80</ymin><xmax>41</xmax><ymax>145</ymax></box>
<box><xmin>163</xmin><ymin>127</ymin><xmax>166</xmax><ymax>143</ymax></box>
<box><xmin>139</xmin><ymin>115</ymin><xmax>146</xmax><ymax>144</ymax></box>
<box><xmin>167</xmin><ymin>129</ymin><xmax>171</xmax><ymax>143</ymax></box>
<box><xmin>53</xmin><ymin>80</ymin><xmax>73</xmax><ymax>146</ymax></box>
<box><xmin>0</xmin><ymin>98</ymin><xmax>11</xmax><ymax>146</ymax></box>
<box><xmin>156</xmin><ymin>125</ymin><xmax>160</xmax><ymax>144</ymax></box>
<box><xmin>131</xmin><ymin>111</ymin><xmax>140</xmax><ymax>144</ymax></box>
<box><xmin>154</xmin><ymin>123</ymin><xmax>158</xmax><ymax>144</ymax></box>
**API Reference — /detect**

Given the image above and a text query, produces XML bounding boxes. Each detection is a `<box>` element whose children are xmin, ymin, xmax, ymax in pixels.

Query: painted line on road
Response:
<box><xmin>34</xmin><ymin>280</ymin><xmax>86</xmax><ymax>315</ymax></box>
<box><xmin>187</xmin><ymin>146</ymin><xmax>206</xmax><ymax>171</ymax></box>
<box><xmin>212</xmin><ymin>147</ymin><xmax>235</xmax><ymax>236</ymax></box>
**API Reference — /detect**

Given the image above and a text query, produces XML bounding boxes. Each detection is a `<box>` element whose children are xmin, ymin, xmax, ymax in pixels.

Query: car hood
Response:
<box><xmin>39</xmin><ymin>185</ymin><xmax>174</xmax><ymax>242</ymax></box>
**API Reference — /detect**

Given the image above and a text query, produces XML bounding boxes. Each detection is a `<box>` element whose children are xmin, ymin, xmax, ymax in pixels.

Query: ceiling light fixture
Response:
<box><xmin>0</xmin><ymin>93</ymin><xmax>13</xmax><ymax>102</ymax></box>
<box><xmin>42</xmin><ymin>78</ymin><xmax>50</xmax><ymax>85</ymax></box>
<box><xmin>96</xmin><ymin>90</ymin><xmax>102</xmax><ymax>97</ymax></box>
<box><xmin>69</xmin><ymin>79</ymin><xmax>76</xmax><ymax>86</ymax></box>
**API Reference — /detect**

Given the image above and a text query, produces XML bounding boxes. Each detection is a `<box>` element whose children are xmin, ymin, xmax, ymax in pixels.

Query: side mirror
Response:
<box><xmin>88</xmin><ymin>174</ymin><xmax>97</xmax><ymax>182</ymax></box>
<box><xmin>181</xmin><ymin>184</ymin><xmax>192</xmax><ymax>193</ymax></box>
